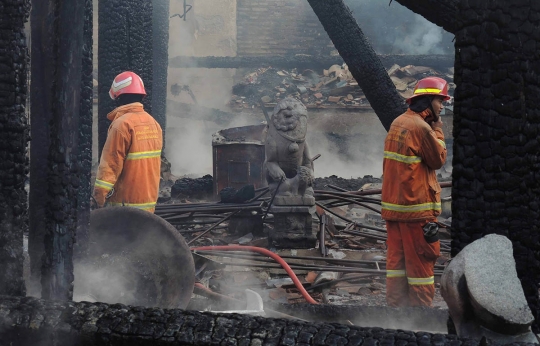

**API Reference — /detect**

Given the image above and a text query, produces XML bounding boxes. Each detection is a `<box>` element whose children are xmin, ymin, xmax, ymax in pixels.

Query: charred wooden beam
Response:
<box><xmin>152</xmin><ymin>0</ymin><xmax>169</xmax><ymax>147</ymax></box>
<box><xmin>30</xmin><ymin>0</ymin><xmax>92</xmax><ymax>301</ymax></box>
<box><xmin>392</xmin><ymin>0</ymin><xmax>458</xmax><ymax>34</ymax></box>
<box><xmin>306</xmin><ymin>0</ymin><xmax>407</xmax><ymax>131</ymax></box>
<box><xmin>98</xmin><ymin>1</ymin><xmax>170</xmax><ymax>156</ymax></box>
<box><xmin>98</xmin><ymin>0</ymin><xmax>153</xmax><ymax>157</ymax></box>
<box><xmin>76</xmin><ymin>0</ymin><xmax>94</xmax><ymax>256</ymax></box>
<box><xmin>0</xmin><ymin>0</ymin><xmax>30</xmax><ymax>297</ymax></box>
<box><xmin>452</xmin><ymin>0</ymin><xmax>540</xmax><ymax>332</ymax></box>
<box><xmin>29</xmin><ymin>0</ymin><xmax>54</xmax><ymax>293</ymax></box>
<box><xmin>169</xmin><ymin>54</ymin><xmax>455</xmax><ymax>71</ymax></box>
<box><xmin>0</xmin><ymin>295</ymin><xmax>481</xmax><ymax>346</ymax></box>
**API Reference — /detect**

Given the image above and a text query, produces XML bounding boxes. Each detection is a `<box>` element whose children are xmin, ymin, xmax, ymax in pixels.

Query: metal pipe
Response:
<box><xmin>178</xmin><ymin>225</ymin><xmax>228</xmax><ymax>234</ymax></box>
<box><xmin>321</xmin><ymin>195</ymin><xmax>382</xmax><ymax>203</ymax></box>
<box><xmin>326</xmin><ymin>184</ymin><xmax>348</xmax><ymax>192</ymax></box>
<box><xmin>194</xmin><ymin>250</ymin><xmax>447</xmax><ymax>270</ymax></box>
<box><xmin>211</xmin><ymin>260</ymin><xmax>444</xmax><ymax>276</ymax></box>
<box><xmin>319</xmin><ymin>216</ymin><xmax>326</xmax><ymax>257</ymax></box>
<box><xmin>246</xmin><ymin>187</ymin><xmax>270</xmax><ymax>203</ymax></box>
<box><xmin>262</xmin><ymin>178</ymin><xmax>283</xmax><ymax>222</ymax></box>
<box><xmin>319</xmin><ymin>194</ymin><xmax>382</xmax><ymax>214</ymax></box>
<box><xmin>305</xmin><ymin>274</ymin><xmax>378</xmax><ymax>291</ymax></box>
<box><xmin>316</xmin><ymin>202</ymin><xmax>387</xmax><ymax>233</ymax></box>
<box><xmin>188</xmin><ymin>211</ymin><xmax>240</xmax><ymax>245</ymax></box>
<box><xmin>195</xmin><ymin>251</ymin><xmax>378</xmax><ymax>268</ymax></box>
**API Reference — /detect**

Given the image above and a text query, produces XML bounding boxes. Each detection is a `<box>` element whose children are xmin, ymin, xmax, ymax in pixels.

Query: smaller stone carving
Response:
<box><xmin>441</xmin><ymin>234</ymin><xmax>537</xmax><ymax>344</ymax></box>
<box><xmin>264</xmin><ymin>98</ymin><xmax>314</xmax><ymax>206</ymax></box>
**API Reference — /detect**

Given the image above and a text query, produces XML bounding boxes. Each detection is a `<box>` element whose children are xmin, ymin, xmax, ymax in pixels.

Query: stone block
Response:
<box><xmin>269</xmin><ymin>206</ymin><xmax>316</xmax><ymax>249</ymax></box>
<box><xmin>441</xmin><ymin>234</ymin><xmax>537</xmax><ymax>344</ymax></box>
<box><xmin>273</xmin><ymin>195</ymin><xmax>315</xmax><ymax>206</ymax></box>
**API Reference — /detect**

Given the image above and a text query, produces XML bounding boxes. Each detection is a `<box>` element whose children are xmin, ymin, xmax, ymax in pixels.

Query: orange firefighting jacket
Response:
<box><xmin>381</xmin><ymin>109</ymin><xmax>447</xmax><ymax>221</ymax></box>
<box><xmin>93</xmin><ymin>102</ymin><xmax>163</xmax><ymax>213</ymax></box>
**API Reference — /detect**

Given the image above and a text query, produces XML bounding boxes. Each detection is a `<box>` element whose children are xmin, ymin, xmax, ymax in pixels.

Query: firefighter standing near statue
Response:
<box><xmin>92</xmin><ymin>71</ymin><xmax>163</xmax><ymax>213</ymax></box>
<box><xmin>382</xmin><ymin>77</ymin><xmax>449</xmax><ymax>307</ymax></box>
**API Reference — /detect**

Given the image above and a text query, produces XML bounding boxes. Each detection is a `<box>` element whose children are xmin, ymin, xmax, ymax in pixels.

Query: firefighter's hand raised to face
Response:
<box><xmin>431</xmin><ymin>118</ymin><xmax>443</xmax><ymax>130</ymax></box>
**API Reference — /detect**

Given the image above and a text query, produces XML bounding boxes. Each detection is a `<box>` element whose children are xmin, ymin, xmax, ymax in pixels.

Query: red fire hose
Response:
<box><xmin>191</xmin><ymin>245</ymin><xmax>319</xmax><ymax>304</ymax></box>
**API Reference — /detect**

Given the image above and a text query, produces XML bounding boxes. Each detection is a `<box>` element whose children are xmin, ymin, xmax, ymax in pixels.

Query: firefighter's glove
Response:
<box><xmin>90</xmin><ymin>196</ymin><xmax>100</xmax><ymax>211</ymax></box>
<box><xmin>422</xmin><ymin>222</ymin><xmax>439</xmax><ymax>243</ymax></box>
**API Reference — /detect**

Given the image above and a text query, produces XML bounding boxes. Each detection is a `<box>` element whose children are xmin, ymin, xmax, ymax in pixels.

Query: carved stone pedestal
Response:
<box><xmin>269</xmin><ymin>206</ymin><xmax>316</xmax><ymax>249</ymax></box>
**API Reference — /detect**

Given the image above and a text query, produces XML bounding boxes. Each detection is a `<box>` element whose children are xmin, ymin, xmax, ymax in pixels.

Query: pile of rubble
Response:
<box><xmin>155</xmin><ymin>178</ymin><xmax>451</xmax><ymax>309</ymax></box>
<box><xmin>230</xmin><ymin>64</ymin><xmax>455</xmax><ymax>110</ymax></box>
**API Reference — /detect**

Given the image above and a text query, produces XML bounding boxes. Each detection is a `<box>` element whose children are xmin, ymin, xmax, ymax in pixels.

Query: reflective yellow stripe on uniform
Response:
<box><xmin>386</xmin><ymin>269</ymin><xmax>406</xmax><ymax>278</ymax></box>
<box><xmin>381</xmin><ymin>201</ymin><xmax>441</xmax><ymax>213</ymax></box>
<box><xmin>126</xmin><ymin>150</ymin><xmax>162</xmax><ymax>160</ymax></box>
<box><xmin>383</xmin><ymin>151</ymin><xmax>422</xmax><ymax>164</ymax></box>
<box><xmin>437</xmin><ymin>139</ymin><xmax>446</xmax><ymax>149</ymax></box>
<box><xmin>414</xmin><ymin>88</ymin><xmax>441</xmax><ymax>94</ymax></box>
<box><xmin>407</xmin><ymin>276</ymin><xmax>434</xmax><ymax>286</ymax></box>
<box><xmin>95</xmin><ymin>179</ymin><xmax>114</xmax><ymax>191</ymax></box>
<box><xmin>110</xmin><ymin>202</ymin><xmax>157</xmax><ymax>210</ymax></box>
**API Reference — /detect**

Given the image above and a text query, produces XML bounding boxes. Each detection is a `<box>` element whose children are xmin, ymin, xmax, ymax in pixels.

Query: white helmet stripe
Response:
<box><xmin>111</xmin><ymin>76</ymin><xmax>133</xmax><ymax>92</ymax></box>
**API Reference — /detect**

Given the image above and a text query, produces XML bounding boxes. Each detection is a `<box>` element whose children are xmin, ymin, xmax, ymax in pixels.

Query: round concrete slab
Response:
<box><xmin>74</xmin><ymin>207</ymin><xmax>195</xmax><ymax>309</ymax></box>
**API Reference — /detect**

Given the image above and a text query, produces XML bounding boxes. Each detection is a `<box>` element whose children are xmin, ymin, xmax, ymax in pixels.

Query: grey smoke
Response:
<box><xmin>344</xmin><ymin>0</ymin><xmax>453</xmax><ymax>55</ymax></box>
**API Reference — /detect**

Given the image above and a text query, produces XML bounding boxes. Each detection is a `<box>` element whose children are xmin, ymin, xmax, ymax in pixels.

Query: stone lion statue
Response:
<box><xmin>264</xmin><ymin>98</ymin><xmax>314</xmax><ymax>204</ymax></box>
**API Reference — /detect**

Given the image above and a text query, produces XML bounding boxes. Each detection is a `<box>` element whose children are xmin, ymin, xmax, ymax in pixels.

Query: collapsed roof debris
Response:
<box><xmin>230</xmin><ymin>63</ymin><xmax>455</xmax><ymax>111</ymax></box>
<box><xmin>153</xmin><ymin>179</ymin><xmax>452</xmax><ymax>310</ymax></box>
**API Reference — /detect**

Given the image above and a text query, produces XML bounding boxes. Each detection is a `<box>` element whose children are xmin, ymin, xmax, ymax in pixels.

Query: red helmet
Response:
<box><xmin>406</xmin><ymin>76</ymin><xmax>450</xmax><ymax>104</ymax></box>
<box><xmin>109</xmin><ymin>71</ymin><xmax>147</xmax><ymax>100</ymax></box>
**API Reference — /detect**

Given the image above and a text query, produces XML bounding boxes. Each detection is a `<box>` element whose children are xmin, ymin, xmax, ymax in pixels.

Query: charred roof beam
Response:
<box><xmin>306</xmin><ymin>0</ymin><xmax>407</xmax><ymax>131</ymax></box>
<box><xmin>392</xmin><ymin>0</ymin><xmax>458</xmax><ymax>34</ymax></box>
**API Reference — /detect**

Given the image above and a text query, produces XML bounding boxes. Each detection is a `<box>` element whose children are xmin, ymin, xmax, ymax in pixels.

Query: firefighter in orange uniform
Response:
<box><xmin>93</xmin><ymin>71</ymin><xmax>163</xmax><ymax>213</ymax></box>
<box><xmin>382</xmin><ymin>77</ymin><xmax>449</xmax><ymax>307</ymax></box>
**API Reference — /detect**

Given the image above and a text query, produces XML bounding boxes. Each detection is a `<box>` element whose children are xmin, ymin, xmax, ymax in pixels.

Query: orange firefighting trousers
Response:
<box><xmin>386</xmin><ymin>220</ymin><xmax>440</xmax><ymax>307</ymax></box>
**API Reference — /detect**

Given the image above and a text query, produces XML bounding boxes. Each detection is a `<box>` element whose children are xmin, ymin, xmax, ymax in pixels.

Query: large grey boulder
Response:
<box><xmin>441</xmin><ymin>234</ymin><xmax>537</xmax><ymax>343</ymax></box>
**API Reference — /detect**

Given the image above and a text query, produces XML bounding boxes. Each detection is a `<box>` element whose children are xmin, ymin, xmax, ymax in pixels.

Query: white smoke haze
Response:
<box><xmin>165</xmin><ymin>108</ymin><xmax>386</xmax><ymax>179</ymax></box>
<box><xmin>166</xmin><ymin>118</ymin><xmax>217</xmax><ymax>177</ymax></box>
<box><xmin>163</xmin><ymin>0</ymin><xmax>449</xmax><ymax>180</ymax></box>
<box><xmin>307</xmin><ymin>132</ymin><xmax>384</xmax><ymax>179</ymax></box>
<box><xmin>73</xmin><ymin>261</ymin><xmax>137</xmax><ymax>304</ymax></box>
<box><xmin>165</xmin><ymin>112</ymin><xmax>262</xmax><ymax>177</ymax></box>
<box><xmin>307</xmin><ymin>111</ymin><xmax>385</xmax><ymax>179</ymax></box>
<box><xmin>344</xmin><ymin>0</ymin><xmax>454</xmax><ymax>55</ymax></box>
<box><xmin>392</xmin><ymin>16</ymin><xmax>445</xmax><ymax>55</ymax></box>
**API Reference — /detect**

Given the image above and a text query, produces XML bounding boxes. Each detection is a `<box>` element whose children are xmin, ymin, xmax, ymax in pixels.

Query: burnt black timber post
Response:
<box><xmin>30</xmin><ymin>0</ymin><xmax>90</xmax><ymax>301</ymax></box>
<box><xmin>29</xmin><ymin>0</ymin><xmax>54</xmax><ymax>294</ymax></box>
<box><xmin>452</xmin><ymin>0</ymin><xmax>540</xmax><ymax>332</ymax></box>
<box><xmin>152</xmin><ymin>0</ymin><xmax>170</xmax><ymax>147</ymax></box>
<box><xmin>98</xmin><ymin>0</ymin><xmax>154</xmax><ymax>158</ymax></box>
<box><xmin>76</xmin><ymin>0</ymin><xmax>94</xmax><ymax>256</ymax></box>
<box><xmin>0</xmin><ymin>295</ymin><xmax>487</xmax><ymax>346</ymax></box>
<box><xmin>306</xmin><ymin>0</ymin><xmax>407</xmax><ymax>131</ymax></box>
<box><xmin>0</xmin><ymin>0</ymin><xmax>30</xmax><ymax>297</ymax></box>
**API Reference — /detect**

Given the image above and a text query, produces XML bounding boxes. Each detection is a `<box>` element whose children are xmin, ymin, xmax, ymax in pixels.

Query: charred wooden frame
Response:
<box><xmin>0</xmin><ymin>0</ymin><xmax>30</xmax><ymax>297</ymax></box>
